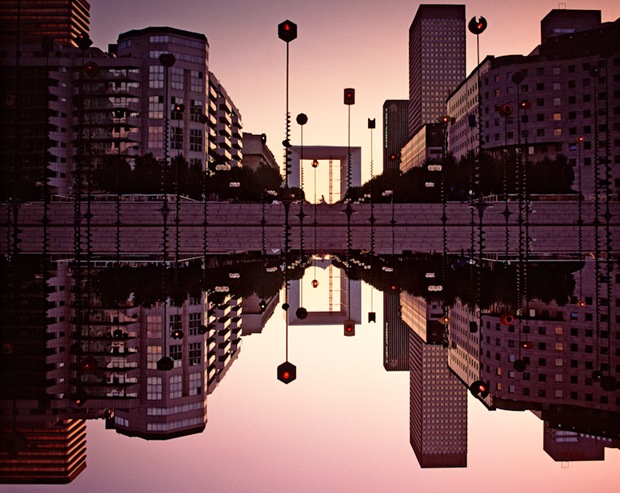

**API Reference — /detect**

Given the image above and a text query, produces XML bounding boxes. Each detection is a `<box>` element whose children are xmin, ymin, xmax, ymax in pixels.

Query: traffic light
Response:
<box><xmin>278</xmin><ymin>20</ymin><xmax>298</xmax><ymax>42</ymax></box>
<box><xmin>74</xmin><ymin>32</ymin><xmax>93</xmax><ymax>50</ymax></box>
<box><xmin>260</xmin><ymin>133</ymin><xmax>267</xmax><ymax>144</ymax></box>
<box><xmin>277</xmin><ymin>361</ymin><xmax>297</xmax><ymax>384</ymax></box>
<box><xmin>171</xmin><ymin>328</ymin><xmax>183</xmax><ymax>340</ymax></box>
<box><xmin>496</xmin><ymin>103</ymin><xmax>513</xmax><ymax>117</ymax></box>
<box><xmin>468</xmin><ymin>16</ymin><xmax>487</xmax><ymax>35</ymax></box>
<box><xmin>469</xmin><ymin>321</ymin><xmax>478</xmax><ymax>333</ymax></box>
<box><xmin>513</xmin><ymin>359</ymin><xmax>527</xmax><ymax>372</ymax></box>
<box><xmin>520</xmin><ymin>100</ymin><xmax>532</xmax><ymax>110</ymax></box>
<box><xmin>389</xmin><ymin>152</ymin><xmax>398</xmax><ymax>161</ymax></box>
<box><xmin>157</xmin><ymin>356</ymin><xmax>174</xmax><ymax>371</ymax></box>
<box><xmin>83</xmin><ymin>60</ymin><xmax>100</xmax><ymax>77</ymax></box>
<box><xmin>79</xmin><ymin>357</ymin><xmax>97</xmax><ymax>372</ymax></box>
<box><xmin>520</xmin><ymin>340</ymin><xmax>533</xmax><ymax>350</ymax></box>
<box><xmin>368</xmin><ymin>118</ymin><xmax>376</xmax><ymax>129</ymax></box>
<box><xmin>469</xmin><ymin>380</ymin><xmax>490</xmax><ymax>398</ymax></box>
<box><xmin>500</xmin><ymin>313</ymin><xmax>515</xmax><ymax>326</ymax></box>
<box><xmin>259</xmin><ymin>299</ymin><xmax>267</xmax><ymax>312</ymax></box>
<box><xmin>344</xmin><ymin>320</ymin><xmax>355</xmax><ymax>336</ymax></box>
<box><xmin>71</xmin><ymin>389</ymin><xmax>89</xmax><ymax>406</ymax></box>
<box><xmin>368</xmin><ymin>312</ymin><xmax>376</xmax><ymax>323</ymax></box>
<box><xmin>296</xmin><ymin>307</ymin><xmax>308</xmax><ymax>320</ymax></box>
<box><xmin>173</xmin><ymin>103</ymin><xmax>185</xmax><ymax>113</ymax></box>
<box><xmin>344</xmin><ymin>88</ymin><xmax>355</xmax><ymax>105</ymax></box>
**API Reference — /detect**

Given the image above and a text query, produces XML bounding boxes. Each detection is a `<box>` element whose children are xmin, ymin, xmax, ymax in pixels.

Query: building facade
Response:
<box><xmin>0</xmin><ymin>0</ymin><xmax>90</xmax><ymax>47</ymax></box>
<box><xmin>408</xmin><ymin>4</ymin><xmax>466</xmax><ymax>138</ymax></box>
<box><xmin>383</xmin><ymin>100</ymin><xmax>409</xmax><ymax>172</ymax></box>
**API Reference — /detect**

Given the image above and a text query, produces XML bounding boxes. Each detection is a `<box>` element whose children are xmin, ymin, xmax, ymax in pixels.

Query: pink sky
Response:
<box><xmin>90</xmin><ymin>0</ymin><xmax>620</xmax><ymax>187</ymax></box>
<box><xmin>4</xmin><ymin>286</ymin><xmax>618</xmax><ymax>493</ymax></box>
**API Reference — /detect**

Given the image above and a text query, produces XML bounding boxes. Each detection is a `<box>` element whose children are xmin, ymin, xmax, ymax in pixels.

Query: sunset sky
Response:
<box><xmin>90</xmin><ymin>0</ymin><xmax>620</xmax><ymax>187</ymax></box>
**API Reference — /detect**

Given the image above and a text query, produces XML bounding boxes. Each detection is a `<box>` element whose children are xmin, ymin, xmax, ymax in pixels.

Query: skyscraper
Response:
<box><xmin>0</xmin><ymin>0</ymin><xmax>90</xmax><ymax>47</ymax></box>
<box><xmin>408</xmin><ymin>4</ymin><xmax>466</xmax><ymax>138</ymax></box>
<box><xmin>383</xmin><ymin>100</ymin><xmax>409</xmax><ymax>171</ymax></box>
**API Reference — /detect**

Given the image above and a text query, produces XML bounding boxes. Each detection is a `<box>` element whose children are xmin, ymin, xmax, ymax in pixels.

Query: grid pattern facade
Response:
<box><xmin>408</xmin><ymin>4</ymin><xmax>466</xmax><ymax>138</ymax></box>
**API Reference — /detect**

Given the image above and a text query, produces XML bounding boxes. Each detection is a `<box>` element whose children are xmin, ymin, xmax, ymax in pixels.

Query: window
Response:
<box><xmin>148</xmin><ymin>126</ymin><xmax>163</xmax><ymax>150</ymax></box>
<box><xmin>171</xmin><ymin>67</ymin><xmax>183</xmax><ymax>90</ymax></box>
<box><xmin>553</xmin><ymin>113</ymin><xmax>562</xmax><ymax>121</ymax></box>
<box><xmin>189</xmin><ymin>372</ymin><xmax>202</xmax><ymax>395</ymax></box>
<box><xmin>189</xmin><ymin>312</ymin><xmax>201</xmax><ymax>335</ymax></box>
<box><xmin>190</xmin><ymin>128</ymin><xmax>203</xmax><ymax>152</ymax></box>
<box><xmin>190</xmin><ymin>70</ymin><xmax>204</xmax><ymax>93</ymax></box>
<box><xmin>149</xmin><ymin>65</ymin><xmax>164</xmax><ymax>89</ymax></box>
<box><xmin>190</xmin><ymin>100</ymin><xmax>203</xmax><ymax>122</ymax></box>
<box><xmin>170</xmin><ymin>344</ymin><xmax>182</xmax><ymax>361</ymax></box>
<box><xmin>147</xmin><ymin>345</ymin><xmax>162</xmax><ymax>369</ymax></box>
<box><xmin>170</xmin><ymin>375</ymin><xmax>182</xmax><ymax>399</ymax></box>
<box><xmin>147</xmin><ymin>376</ymin><xmax>162</xmax><ymax>400</ymax></box>
<box><xmin>148</xmin><ymin>95</ymin><xmax>163</xmax><ymax>119</ymax></box>
<box><xmin>147</xmin><ymin>315</ymin><xmax>162</xmax><ymax>338</ymax></box>
<box><xmin>189</xmin><ymin>342</ymin><xmax>201</xmax><ymax>366</ymax></box>
<box><xmin>171</xmin><ymin>127</ymin><xmax>183</xmax><ymax>150</ymax></box>
<box><xmin>554</xmin><ymin>128</ymin><xmax>562</xmax><ymax>136</ymax></box>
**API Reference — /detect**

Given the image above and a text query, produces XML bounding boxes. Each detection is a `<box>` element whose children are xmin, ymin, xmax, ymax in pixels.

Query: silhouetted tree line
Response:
<box><xmin>344</xmin><ymin>152</ymin><xmax>575</xmax><ymax>203</ymax></box>
<box><xmin>334</xmin><ymin>252</ymin><xmax>579</xmax><ymax>310</ymax></box>
<box><xmin>92</xmin><ymin>251</ymin><xmax>577</xmax><ymax>311</ymax></box>
<box><xmin>92</xmin><ymin>253</ymin><xmax>310</xmax><ymax>307</ymax></box>
<box><xmin>92</xmin><ymin>153</ymin><xmax>284</xmax><ymax>201</ymax></box>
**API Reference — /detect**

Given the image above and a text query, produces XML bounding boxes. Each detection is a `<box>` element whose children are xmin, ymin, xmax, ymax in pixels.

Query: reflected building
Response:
<box><xmin>383</xmin><ymin>293</ymin><xmax>408</xmax><ymax>371</ymax></box>
<box><xmin>242</xmin><ymin>293</ymin><xmax>279</xmax><ymax>336</ymax></box>
<box><xmin>0</xmin><ymin>419</ymin><xmax>87</xmax><ymax>484</ymax></box>
<box><xmin>288</xmin><ymin>262</ymin><xmax>361</xmax><ymax>325</ymax></box>
<box><xmin>402</xmin><ymin>293</ymin><xmax>468</xmax><ymax>468</ymax></box>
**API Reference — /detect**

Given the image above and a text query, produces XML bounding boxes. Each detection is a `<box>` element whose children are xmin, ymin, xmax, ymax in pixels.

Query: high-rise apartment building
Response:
<box><xmin>0</xmin><ymin>0</ymin><xmax>90</xmax><ymax>47</ymax></box>
<box><xmin>408</xmin><ymin>4</ymin><xmax>466</xmax><ymax>138</ymax></box>
<box><xmin>117</xmin><ymin>27</ymin><xmax>212</xmax><ymax>170</ymax></box>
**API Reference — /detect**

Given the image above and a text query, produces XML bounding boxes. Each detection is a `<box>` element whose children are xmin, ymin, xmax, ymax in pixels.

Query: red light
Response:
<box><xmin>478</xmin><ymin>384</ymin><xmax>487</xmax><ymax>392</ymax></box>
<box><xmin>391</xmin><ymin>285</ymin><xmax>396</xmax><ymax>291</ymax></box>
<box><xmin>477</xmin><ymin>23</ymin><xmax>484</xmax><ymax>29</ymax></box>
<box><xmin>578</xmin><ymin>299</ymin><xmax>586</xmax><ymax>307</ymax></box>
<box><xmin>285</xmin><ymin>24</ymin><xmax>290</xmax><ymax>30</ymax></box>
<box><xmin>312</xmin><ymin>279</ymin><xmax>319</xmax><ymax>288</ymax></box>
<box><xmin>283</xmin><ymin>371</ymin><xmax>290</xmax><ymax>379</ymax></box>
<box><xmin>346</xmin><ymin>326</ymin><xmax>353</xmax><ymax>332</ymax></box>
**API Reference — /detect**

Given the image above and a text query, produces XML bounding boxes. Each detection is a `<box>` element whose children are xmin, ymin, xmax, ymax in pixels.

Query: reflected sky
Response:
<box><xmin>1</xmin><ymin>247</ymin><xmax>618</xmax><ymax>491</ymax></box>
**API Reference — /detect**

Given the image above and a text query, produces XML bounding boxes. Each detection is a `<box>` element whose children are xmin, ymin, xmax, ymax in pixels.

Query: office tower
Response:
<box><xmin>540</xmin><ymin>9</ymin><xmax>601</xmax><ymax>43</ymax></box>
<box><xmin>403</xmin><ymin>294</ymin><xmax>467</xmax><ymax>468</ymax></box>
<box><xmin>0</xmin><ymin>0</ymin><xmax>90</xmax><ymax>47</ymax></box>
<box><xmin>383</xmin><ymin>100</ymin><xmax>409</xmax><ymax>171</ymax></box>
<box><xmin>408</xmin><ymin>4</ymin><xmax>466</xmax><ymax>138</ymax></box>
<box><xmin>409</xmin><ymin>330</ymin><xmax>467</xmax><ymax>468</ymax></box>
<box><xmin>447</xmin><ymin>8</ymin><xmax>619</xmax><ymax>196</ymax></box>
<box><xmin>0</xmin><ymin>419</ymin><xmax>87</xmax><ymax>484</ymax></box>
<box><xmin>383</xmin><ymin>293</ymin><xmax>409</xmax><ymax>371</ymax></box>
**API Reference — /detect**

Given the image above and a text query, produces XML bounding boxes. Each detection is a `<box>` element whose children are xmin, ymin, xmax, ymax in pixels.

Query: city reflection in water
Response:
<box><xmin>0</xmin><ymin>245</ymin><xmax>618</xmax><ymax>484</ymax></box>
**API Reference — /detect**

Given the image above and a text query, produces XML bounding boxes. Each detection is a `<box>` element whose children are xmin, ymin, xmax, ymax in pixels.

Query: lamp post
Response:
<box><xmin>278</xmin><ymin>20</ymin><xmax>297</xmax><ymax>188</ymax></box>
